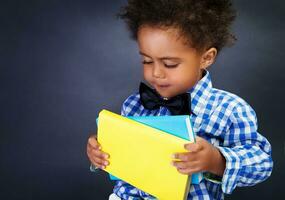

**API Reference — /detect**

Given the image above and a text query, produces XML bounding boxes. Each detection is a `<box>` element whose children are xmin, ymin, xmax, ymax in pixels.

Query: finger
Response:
<box><xmin>91</xmin><ymin>148</ymin><xmax>109</xmax><ymax>160</ymax></box>
<box><xmin>93</xmin><ymin>157</ymin><xmax>109</xmax><ymax>167</ymax></box>
<box><xmin>89</xmin><ymin>157</ymin><xmax>100</xmax><ymax>167</ymax></box>
<box><xmin>172</xmin><ymin>160</ymin><xmax>187</xmax><ymax>169</ymax></box>
<box><xmin>87</xmin><ymin>143</ymin><xmax>100</xmax><ymax>158</ymax></box>
<box><xmin>88</xmin><ymin>136</ymin><xmax>101</xmax><ymax>149</ymax></box>
<box><xmin>87</xmin><ymin>145</ymin><xmax>105</xmax><ymax>160</ymax></box>
<box><xmin>172</xmin><ymin>152</ymin><xmax>190</xmax><ymax>161</ymax></box>
<box><xmin>88</xmin><ymin>135</ymin><xmax>100</xmax><ymax>148</ymax></box>
<box><xmin>173</xmin><ymin>151</ymin><xmax>200</xmax><ymax>162</ymax></box>
<box><xmin>177</xmin><ymin>167</ymin><xmax>200</xmax><ymax>175</ymax></box>
<box><xmin>184</xmin><ymin>143</ymin><xmax>202</xmax><ymax>152</ymax></box>
<box><xmin>172</xmin><ymin>160</ymin><xmax>199</xmax><ymax>169</ymax></box>
<box><xmin>87</xmin><ymin>142</ymin><xmax>101</xmax><ymax>153</ymax></box>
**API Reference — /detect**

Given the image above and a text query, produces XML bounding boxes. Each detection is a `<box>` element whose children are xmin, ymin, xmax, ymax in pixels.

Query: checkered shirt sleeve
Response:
<box><xmin>216</xmin><ymin>102</ymin><xmax>273</xmax><ymax>194</ymax></box>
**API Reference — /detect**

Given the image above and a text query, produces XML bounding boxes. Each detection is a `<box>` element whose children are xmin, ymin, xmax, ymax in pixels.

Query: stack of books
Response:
<box><xmin>97</xmin><ymin>109</ymin><xmax>203</xmax><ymax>200</ymax></box>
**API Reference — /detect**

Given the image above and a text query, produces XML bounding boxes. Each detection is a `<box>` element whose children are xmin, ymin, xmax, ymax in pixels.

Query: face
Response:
<box><xmin>137</xmin><ymin>25</ymin><xmax>216</xmax><ymax>99</ymax></box>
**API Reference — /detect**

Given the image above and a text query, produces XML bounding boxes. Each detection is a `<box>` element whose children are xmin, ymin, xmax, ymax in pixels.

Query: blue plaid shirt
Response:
<box><xmin>98</xmin><ymin>70</ymin><xmax>272</xmax><ymax>200</ymax></box>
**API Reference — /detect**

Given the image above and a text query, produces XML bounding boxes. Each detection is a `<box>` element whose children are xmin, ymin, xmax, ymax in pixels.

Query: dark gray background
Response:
<box><xmin>1</xmin><ymin>0</ymin><xmax>284</xmax><ymax>199</ymax></box>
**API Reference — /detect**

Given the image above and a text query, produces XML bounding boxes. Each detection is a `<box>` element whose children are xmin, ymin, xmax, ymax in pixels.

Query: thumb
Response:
<box><xmin>184</xmin><ymin>143</ymin><xmax>201</xmax><ymax>152</ymax></box>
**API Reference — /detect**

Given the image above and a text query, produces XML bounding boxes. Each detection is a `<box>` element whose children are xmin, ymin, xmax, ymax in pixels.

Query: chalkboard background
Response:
<box><xmin>1</xmin><ymin>0</ymin><xmax>284</xmax><ymax>199</ymax></box>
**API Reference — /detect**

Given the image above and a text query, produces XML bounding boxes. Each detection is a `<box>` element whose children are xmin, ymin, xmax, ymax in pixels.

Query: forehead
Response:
<box><xmin>137</xmin><ymin>25</ymin><xmax>197</xmax><ymax>57</ymax></box>
<box><xmin>138</xmin><ymin>25</ymin><xmax>188</xmax><ymax>46</ymax></box>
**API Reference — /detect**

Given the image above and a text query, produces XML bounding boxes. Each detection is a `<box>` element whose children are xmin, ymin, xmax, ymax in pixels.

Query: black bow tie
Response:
<box><xmin>139</xmin><ymin>82</ymin><xmax>191</xmax><ymax>115</ymax></box>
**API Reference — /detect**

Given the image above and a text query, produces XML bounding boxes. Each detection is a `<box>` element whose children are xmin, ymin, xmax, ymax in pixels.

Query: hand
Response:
<box><xmin>172</xmin><ymin>136</ymin><xmax>225</xmax><ymax>176</ymax></box>
<box><xmin>86</xmin><ymin>134</ymin><xmax>110</xmax><ymax>169</ymax></box>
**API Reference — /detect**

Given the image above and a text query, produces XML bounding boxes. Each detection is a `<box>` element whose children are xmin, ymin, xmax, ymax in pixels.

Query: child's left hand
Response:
<box><xmin>172</xmin><ymin>136</ymin><xmax>226</xmax><ymax>176</ymax></box>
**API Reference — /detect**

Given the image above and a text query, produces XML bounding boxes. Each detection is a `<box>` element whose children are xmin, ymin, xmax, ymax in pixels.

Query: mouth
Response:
<box><xmin>155</xmin><ymin>84</ymin><xmax>171</xmax><ymax>89</ymax></box>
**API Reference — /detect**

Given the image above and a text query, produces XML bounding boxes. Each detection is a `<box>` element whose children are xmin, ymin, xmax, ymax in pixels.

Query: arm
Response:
<box><xmin>172</xmin><ymin>103</ymin><xmax>273</xmax><ymax>194</ymax></box>
<box><xmin>216</xmin><ymin>103</ymin><xmax>273</xmax><ymax>194</ymax></box>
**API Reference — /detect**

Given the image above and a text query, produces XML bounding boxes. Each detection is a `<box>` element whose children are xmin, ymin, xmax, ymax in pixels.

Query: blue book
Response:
<box><xmin>108</xmin><ymin>115</ymin><xmax>203</xmax><ymax>184</ymax></box>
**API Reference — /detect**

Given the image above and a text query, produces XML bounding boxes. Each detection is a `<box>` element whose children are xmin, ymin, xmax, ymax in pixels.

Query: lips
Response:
<box><xmin>155</xmin><ymin>84</ymin><xmax>171</xmax><ymax>89</ymax></box>
<box><xmin>158</xmin><ymin>85</ymin><xmax>170</xmax><ymax>87</ymax></box>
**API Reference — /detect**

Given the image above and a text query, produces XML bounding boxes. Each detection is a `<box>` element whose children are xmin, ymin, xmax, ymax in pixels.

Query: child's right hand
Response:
<box><xmin>86</xmin><ymin>134</ymin><xmax>109</xmax><ymax>169</ymax></box>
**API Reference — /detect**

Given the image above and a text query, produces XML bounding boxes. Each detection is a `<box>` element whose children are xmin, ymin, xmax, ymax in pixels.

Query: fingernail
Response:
<box><xmin>172</xmin><ymin>154</ymin><xmax>176</xmax><ymax>159</ymax></box>
<box><xmin>104</xmin><ymin>154</ymin><xmax>109</xmax><ymax>159</ymax></box>
<box><xmin>171</xmin><ymin>161</ymin><xmax>175</xmax><ymax>166</ymax></box>
<box><xmin>104</xmin><ymin>161</ymin><xmax>108</xmax><ymax>165</ymax></box>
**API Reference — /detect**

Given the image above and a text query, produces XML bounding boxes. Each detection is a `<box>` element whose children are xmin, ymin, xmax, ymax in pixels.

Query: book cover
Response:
<box><xmin>97</xmin><ymin>109</ymin><xmax>191</xmax><ymax>200</ymax></box>
<box><xmin>108</xmin><ymin>115</ymin><xmax>203</xmax><ymax>184</ymax></box>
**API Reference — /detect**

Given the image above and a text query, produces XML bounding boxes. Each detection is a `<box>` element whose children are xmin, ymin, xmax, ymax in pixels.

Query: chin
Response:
<box><xmin>156</xmin><ymin>91</ymin><xmax>175</xmax><ymax>99</ymax></box>
<box><xmin>157</xmin><ymin>89</ymin><xmax>188</xmax><ymax>99</ymax></box>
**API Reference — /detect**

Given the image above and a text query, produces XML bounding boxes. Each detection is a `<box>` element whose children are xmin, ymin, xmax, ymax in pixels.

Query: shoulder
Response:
<box><xmin>122</xmin><ymin>92</ymin><xmax>140</xmax><ymax>106</ymax></box>
<box><xmin>120</xmin><ymin>92</ymin><xmax>144</xmax><ymax>116</ymax></box>
<box><xmin>211</xmin><ymin>88</ymin><xmax>249</xmax><ymax>108</ymax></box>
<box><xmin>210</xmin><ymin>88</ymin><xmax>257</xmax><ymax>122</ymax></box>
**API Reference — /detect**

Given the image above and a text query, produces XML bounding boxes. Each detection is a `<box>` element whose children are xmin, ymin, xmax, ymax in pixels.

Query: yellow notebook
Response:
<box><xmin>97</xmin><ymin>109</ymin><xmax>192</xmax><ymax>200</ymax></box>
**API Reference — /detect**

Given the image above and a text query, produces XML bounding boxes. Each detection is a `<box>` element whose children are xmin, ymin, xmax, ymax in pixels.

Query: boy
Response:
<box><xmin>86</xmin><ymin>0</ymin><xmax>273</xmax><ymax>199</ymax></box>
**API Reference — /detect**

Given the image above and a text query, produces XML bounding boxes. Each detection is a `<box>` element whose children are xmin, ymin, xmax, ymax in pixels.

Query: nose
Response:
<box><xmin>152</xmin><ymin>64</ymin><xmax>165</xmax><ymax>79</ymax></box>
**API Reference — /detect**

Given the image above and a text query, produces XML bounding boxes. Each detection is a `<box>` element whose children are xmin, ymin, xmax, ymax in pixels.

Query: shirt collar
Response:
<box><xmin>187</xmin><ymin>70</ymin><xmax>212</xmax><ymax>116</ymax></box>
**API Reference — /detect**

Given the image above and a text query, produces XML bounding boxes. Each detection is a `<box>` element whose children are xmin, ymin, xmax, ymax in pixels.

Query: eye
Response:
<box><xmin>164</xmin><ymin>63</ymin><xmax>179</xmax><ymax>68</ymax></box>
<box><xmin>142</xmin><ymin>60</ymin><xmax>153</xmax><ymax>65</ymax></box>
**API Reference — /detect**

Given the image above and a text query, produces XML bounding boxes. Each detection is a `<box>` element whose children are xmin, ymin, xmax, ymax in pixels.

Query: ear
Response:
<box><xmin>200</xmin><ymin>47</ymin><xmax>217</xmax><ymax>70</ymax></box>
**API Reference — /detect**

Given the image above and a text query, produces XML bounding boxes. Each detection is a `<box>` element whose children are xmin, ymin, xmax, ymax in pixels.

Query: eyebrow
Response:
<box><xmin>139</xmin><ymin>51</ymin><xmax>181</xmax><ymax>61</ymax></box>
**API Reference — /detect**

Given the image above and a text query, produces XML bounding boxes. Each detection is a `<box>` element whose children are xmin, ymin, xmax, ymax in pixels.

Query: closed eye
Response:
<box><xmin>164</xmin><ymin>63</ymin><xmax>179</xmax><ymax>68</ymax></box>
<box><xmin>142</xmin><ymin>61</ymin><xmax>153</xmax><ymax>65</ymax></box>
<box><xmin>142</xmin><ymin>60</ymin><xmax>179</xmax><ymax>68</ymax></box>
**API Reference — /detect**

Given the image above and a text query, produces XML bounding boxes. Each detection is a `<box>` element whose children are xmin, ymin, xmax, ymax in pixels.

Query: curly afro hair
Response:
<box><xmin>118</xmin><ymin>0</ymin><xmax>237</xmax><ymax>53</ymax></box>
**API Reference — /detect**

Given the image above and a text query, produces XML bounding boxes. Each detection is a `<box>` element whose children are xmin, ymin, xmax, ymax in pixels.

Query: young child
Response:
<box><xmin>86</xmin><ymin>0</ymin><xmax>273</xmax><ymax>199</ymax></box>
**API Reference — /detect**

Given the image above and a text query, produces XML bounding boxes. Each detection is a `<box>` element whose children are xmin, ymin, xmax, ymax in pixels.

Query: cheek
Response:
<box><xmin>143</xmin><ymin>67</ymin><xmax>151</xmax><ymax>80</ymax></box>
<box><xmin>143</xmin><ymin>67</ymin><xmax>151</xmax><ymax>77</ymax></box>
<box><xmin>167</xmin><ymin>70</ymin><xmax>184</xmax><ymax>82</ymax></box>
<box><xmin>169</xmin><ymin>68</ymin><xmax>199</xmax><ymax>87</ymax></box>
